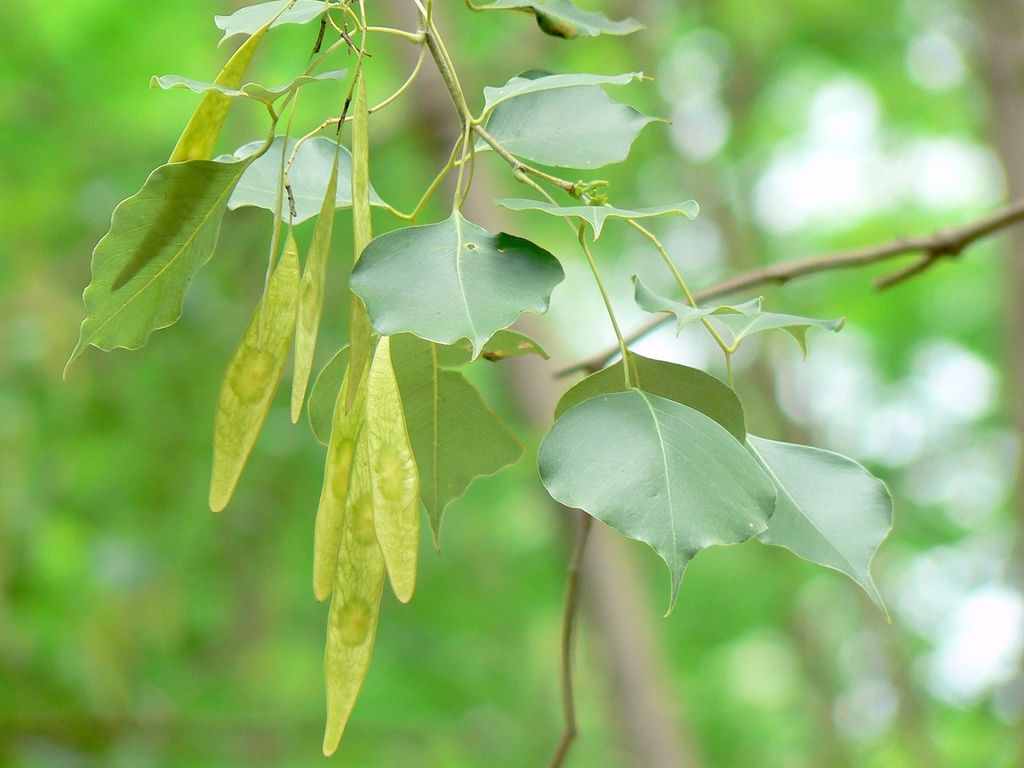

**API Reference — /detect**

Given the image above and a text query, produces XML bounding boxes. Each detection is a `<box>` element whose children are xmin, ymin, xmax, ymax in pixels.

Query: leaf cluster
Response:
<box><xmin>65</xmin><ymin>0</ymin><xmax>892</xmax><ymax>757</ymax></box>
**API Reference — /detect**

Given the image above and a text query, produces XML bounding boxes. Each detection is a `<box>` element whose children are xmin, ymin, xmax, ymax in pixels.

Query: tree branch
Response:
<box><xmin>561</xmin><ymin>198</ymin><xmax>1024</xmax><ymax>376</ymax></box>
<box><xmin>547</xmin><ymin>509</ymin><xmax>593</xmax><ymax>768</ymax></box>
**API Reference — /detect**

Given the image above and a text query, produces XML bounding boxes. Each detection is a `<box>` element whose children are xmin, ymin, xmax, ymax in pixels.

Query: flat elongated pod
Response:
<box><xmin>209</xmin><ymin>233</ymin><xmax>300</xmax><ymax>512</ymax></box>
<box><xmin>322</xmin><ymin>432</ymin><xmax>386</xmax><ymax>755</ymax></box>
<box><xmin>366</xmin><ymin>336</ymin><xmax>420</xmax><ymax>602</ymax></box>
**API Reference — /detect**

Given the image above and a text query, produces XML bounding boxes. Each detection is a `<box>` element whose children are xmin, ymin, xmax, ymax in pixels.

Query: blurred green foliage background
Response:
<box><xmin>1</xmin><ymin>1</ymin><xmax>1022</xmax><ymax>766</ymax></box>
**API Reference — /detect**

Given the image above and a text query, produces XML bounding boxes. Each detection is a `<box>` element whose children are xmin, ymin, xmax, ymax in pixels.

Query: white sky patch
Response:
<box><xmin>910</xmin><ymin>340</ymin><xmax>997</xmax><ymax>422</ymax></box>
<box><xmin>670</xmin><ymin>96</ymin><xmax>731</xmax><ymax>163</ymax></box>
<box><xmin>900</xmin><ymin>138</ymin><xmax>1004</xmax><ymax>210</ymax></box>
<box><xmin>659</xmin><ymin>29</ymin><xmax>733</xmax><ymax>163</ymax></box>
<box><xmin>925</xmin><ymin>586</ymin><xmax>1024</xmax><ymax>705</ymax></box>
<box><xmin>753</xmin><ymin>76</ymin><xmax>1002</xmax><ymax>235</ymax></box>
<box><xmin>906</xmin><ymin>31</ymin><xmax>967</xmax><ymax>91</ymax></box>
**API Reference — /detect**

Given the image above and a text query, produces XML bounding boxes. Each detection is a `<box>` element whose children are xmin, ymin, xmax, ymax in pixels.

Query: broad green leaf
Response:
<box><xmin>496</xmin><ymin>198</ymin><xmax>699</xmax><ymax>239</ymax></box>
<box><xmin>366</xmin><ymin>337</ymin><xmax>420</xmax><ymax>603</ymax></box>
<box><xmin>477</xmin><ymin>85</ymin><xmax>657</xmax><ymax>168</ymax></box>
<box><xmin>291</xmin><ymin>145</ymin><xmax>339</xmax><ymax>423</ymax></box>
<box><xmin>229</xmin><ymin>137</ymin><xmax>386</xmax><ymax>224</ymax></box>
<box><xmin>346</xmin><ymin>72</ymin><xmax>374</xmax><ymax>413</ymax></box>
<box><xmin>66</xmin><ymin>159</ymin><xmax>251</xmax><ymax>374</ymax></box>
<box><xmin>481</xmin><ymin>71</ymin><xmax>644</xmax><ymax>116</ymax></box>
<box><xmin>168</xmin><ymin>21</ymin><xmax>270</xmax><ymax>162</ymax></box>
<box><xmin>152</xmin><ymin>70</ymin><xmax>347</xmax><ymax>104</ymax></box>
<box><xmin>634</xmin><ymin>278</ymin><xmax>845</xmax><ymax>353</ymax></box>
<box><xmin>711</xmin><ymin>300</ymin><xmax>845</xmax><ymax>355</ymax></box>
<box><xmin>470</xmin><ymin>0</ymin><xmax>643</xmax><ymax>38</ymax></box>
<box><xmin>540</xmin><ymin>389</ymin><xmax>775</xmax><ymax>611</ymax></box>
<box><xmin>312</xmin><ymin>362</ymin><xmax>367</xmax><ymax>602</ymax></box>
<box><xmin>216</xmin><ymin>0</ymin><xmax>341</xmax><ymax>46</ymax></box>
<box><xmin>209</xmin><ymin>233</ymin><xmax>301</xmax><ymax>512</ymax></box>
<box><xmin>322</xmin><ymin>430</ymin><xmax>385</xmax><ymax>756</ymax></box>
<box><xmin>309</xmin><ymin>346</ymin><xmax>350</xmax><ymax>444</ymax></box>
<box><xmin>554</xmin><ymin>352</ymin><xmax>746</xmax><ymax>441</ymax></box>
<box><xmin>633</xmin><ymin>275</ymin><xmax>726</xmax><ymax>333</ymax></box>
<box><xmin>350</xmin><ymin>212</ymin><xmax>564</xmax><ymax>356</ymax></box>
<box><xmin>390</xmin><ymin>334</ymin><xmax>522</xmax><ymax>544</ymax></box>
<box><xmin>747</xmin><ymin>436</ymin><xmax>891</xmax><ymax>611</ymax></box>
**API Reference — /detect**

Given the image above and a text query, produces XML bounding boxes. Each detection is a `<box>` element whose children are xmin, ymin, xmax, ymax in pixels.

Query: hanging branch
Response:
<box><xmin>548</xmin><ymin>510</ymin><xmax>594</xmax><ymax>768</ymax></box>
<box><xmin>561</xmin><ymin>197</ymin><xmax>1024</xmax><ymax>376</ymax></box>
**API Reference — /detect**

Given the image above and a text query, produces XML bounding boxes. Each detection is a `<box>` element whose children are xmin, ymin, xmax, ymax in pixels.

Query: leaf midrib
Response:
<box><xmin>82</xmin><ymin>162</ymin><xmax>244</xmax><ymax>349</ymax></box>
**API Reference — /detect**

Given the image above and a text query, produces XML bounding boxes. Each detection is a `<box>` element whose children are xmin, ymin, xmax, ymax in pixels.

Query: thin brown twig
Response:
<box><xmin>547</xmin><ymin>510</ymin><xmax>594</xmax><ymax>768</ymax></box>
<box><xmin>561</xmin><ymin>198</ymin><xmax>1024</xmax><ymax>376</ymax></box>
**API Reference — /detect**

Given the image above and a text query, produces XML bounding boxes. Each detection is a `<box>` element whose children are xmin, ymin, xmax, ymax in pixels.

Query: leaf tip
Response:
<box><xmin>208</xmin><ymin>485</ymin><xmax>230</xmax><ymax>514</ymax></box>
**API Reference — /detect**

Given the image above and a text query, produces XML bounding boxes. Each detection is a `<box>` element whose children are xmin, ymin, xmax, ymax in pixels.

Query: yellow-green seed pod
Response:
<box><xmin>290</xmin><ymin>149</ymin><xmax>339</xmax><ymax>423</ymax></box>
<box><xmin>345</xmin><ymin>68</ymin><xmax>374</xmax><ymax>412</ymax></box>
<box><xmin>311</xmin><ymin>362</ymin><xmax>368</xmax><ymax>602</ymax></box>
<box><xmin>322</xmin><ymin>432</ymin><xmax>385</xmax><ymax>756</ymax></box>
<box><xmin>209</xmin><ymin>232</ymin><xmax>300</xmax><ymax>512</ymax></box>
<box><xmin>366</xmin><ymin>336</ymin><xmax>420</xmax><ymax>603</ymax></box>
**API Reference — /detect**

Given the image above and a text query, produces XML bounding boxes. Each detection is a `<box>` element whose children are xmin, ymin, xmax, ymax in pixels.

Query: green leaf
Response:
<box><xmin>65</xmin><ymin>158</ymin><xmax>251</xmax><ymax>374</ymax></box>
<box><xmin>747</xmin><ymin>436</ymin><xmax>891</xmax><ymax>611</ymax></box>
<box><xmin>539</xmin><ymin>389</ymin><xmax>776</xmax><ymax>611</ymax></box>
<box><xmin>309</xmin><ymin>333</ymin><xmax>543</xmax><ymax>444</ymax></box>
<box><xmin>291</xmin><ymin>146</ymin><xmax>339</xmax><ymax>423</ymax></box>
<box><xmin>633</xmin><ymin>278</ymin><xmax>845</xmax><ymax>353</ymax></box>
<box><xmin>229</xmin><ymin>137</ymin><xmax>386</xmax><ymax>224</ymax></box>
<box><xmin>209</xmin><ymin>232</ymin><xmax>301</xmax><ymax>512</ymax></box>
<box><xmin>477</xmin><ymin>85</ymin><xmax>657</xmax><ymax>168</ymax></box>
<box><xmin>322</xmin><ymin>426</ymin><xmax>385</xmax><ymax>756</ymax></box>
<box><xmin>712</xmin><ymin>300</ymin><xmax>846</xmax><ymax>354</ymax></box>
<box><xmin>350</xmin><ymin>212</ymin><xmax>564</xmax><ymax>357</ymax></box>
<box><xmin>152</xmin><ymin>70</ymin><xmax>347</xmax><ymax>103</ymax></box>
<box><xmin>481</xmin><ymin>71</ymin><xmax>644</xmax><ymax>116</ymax></box>
<box><xmin>309</xmin><ymin>346</ymin><xmax>350</xmax><ymax>445</ymax></box>
<box><xmin>632</xmin><ymin>275</ymin><xmax>723</xmax><ymax>333</ymax></box>
<box><xmin>366</xmin><ymin>337</ymin><xmax>420</xmax><ymax>603</ymax></box>
<box><xmin>168</xmin><ymin>18</ymin><xmax>270</xmax><ymax>162</ymax></box>
<box><xmin>554</xmin><ymin>352</ymin><xmax>745</xmax><ymax>441</ymax></box>
<box><xmin>216</xmin><ymin>0</ymin><xmax>340</xmax><ymax>46</ymax></box>
<box><xmin>480</xmin><ymin>329</ymin><xmax>549</xmax><ymax>361</ymax></box>
<box><xmin>390</xmin><ymin>334</ymin><xmax>522</xmax><ymax>545</ymax></box>
<box><xmin>470</xmin><ymin>0</ymin><xmax>643</xmax><ymax>38</ymax></box>
<box><xmin>496</xmin><ymin>198</ymin><xmax>698</xmax><ymax>239</ymax></box>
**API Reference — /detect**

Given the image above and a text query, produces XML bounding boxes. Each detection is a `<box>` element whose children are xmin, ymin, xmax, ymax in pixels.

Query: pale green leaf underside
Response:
<box><xmin>477</xmin><ymin>86</ymin><xmax>657</xmax><ymax>169</ymax></box>
<box><xmin>497</xmin><ymin>198</ymin><xmax>698</xmax><ymax>239</ymax></box>
<box><xmin>152</xmin><ymin>70</ymin><xmax>347</xmax><ymax>104</ymax></box>
<box><xmin>350</xmin><ymin>212</ymin><xmax>564</xmax><ymax>356</ymax></box>
<box><xmin>554</xmin><ymin>352</ymin><xmax>746</xmax><ymax>441</ymax></box>
<box><xmin>747</xmin><ymin>436</ymin><xmax>891</xmax><ymax>611</ymax></box>
<box><xmin>481</xmin><ymin>71</ymin><xmax>644</xmax><ymax>116</ymax></box>
<box><xmin>390</xmin><ymin>334</ymin><xmax>522</xmax><ymax>546</ymax></box>
<box><xmin>633</xmin><ymin>278</ymin><xmax>844</xmax><ymax>353</ymax></box>
<box><xmin>229</xmin><ymin>137</ymin><xmax>385</xmax><ymax>224</ymax></box>
<box><xmin>215</xmin><ymin>0</ymin><xmax>342</xmax><ymax>46</ymax></box>
<box><xmin>539</xmin><ymin>389</ymin><xmax>776</xmax><ymax>611</ymax></box>
<box><xmin>66</xmin><ymin>158</ymin><xmax>251</xmax><ymax>373</ymax></box>
<box><xmin>473</xmin><ymin>0</ymin><xmax>643</xmax><ymax>38</ymax></box>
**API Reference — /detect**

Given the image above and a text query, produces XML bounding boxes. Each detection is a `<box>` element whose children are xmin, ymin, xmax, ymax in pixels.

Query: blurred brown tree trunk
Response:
<box><xmin>973</xmin><ymin>4</ymin><xmax>1024</xmax><ymax>764</ymax></box>
<box><xmin>977</xmin><ymin>0</ymin><xmax>1024</xmax><ymax>543</ymax></box>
